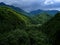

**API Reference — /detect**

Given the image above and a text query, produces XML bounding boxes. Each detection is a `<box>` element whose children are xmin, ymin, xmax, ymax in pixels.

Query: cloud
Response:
<box><xmin>53</xmin><ymin>0</ymin><xmax>60</xmax><ymax>2</ymax></box>
<box><xmin>11</xmin><ymin>0</ymin><xmax>45</xmax><ymax>12</ymax></box>
<box><xmin>0</xmin><ymin>0</ymin><xmax>60</xmax><ymax>12</ymax></box>
<box><xmin>44</xmin><ymin>0</ymin><xmax>54</xmax><ymax>5</ymax></box>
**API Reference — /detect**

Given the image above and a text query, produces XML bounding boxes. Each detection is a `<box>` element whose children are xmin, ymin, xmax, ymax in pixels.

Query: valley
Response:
<box><xmin>0</xmin><ymin>3</ymin><xmax>60</xmax><ymax>45</ymax></box>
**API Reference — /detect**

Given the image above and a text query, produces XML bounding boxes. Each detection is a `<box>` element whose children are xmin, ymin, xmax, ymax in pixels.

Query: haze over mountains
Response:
<box><xmin>30</xmin><ymin>9</ymin><xmax>58</xmax><ymax>16</ymax></box>
<box><xmin>0</xmin><ymin>2</ymin><xmax>28</xmax><ymax>14</ymax></box>
<box><xmin>0</xmin><ymin>2</ymin><xmax>59</xmax><ymax>16</ymax></box>
<box><xmin>0</xmin><ymin>2</ymin><xmax>53</xmax><ymax>25</ymax></box>
<box><xmin>0</xmin><ymin>2</ymin><xmax>60</xmax><ymax>45</ymax></box>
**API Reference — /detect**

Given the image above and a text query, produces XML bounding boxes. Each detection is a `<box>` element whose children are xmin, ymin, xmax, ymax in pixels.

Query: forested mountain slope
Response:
<box><xmin>0</xmin><ymin>6</ymin><xmax>51</xmax><ymax>45</ymax></box>
<box><xmin>40</xmin><ymin>12</ymin><xmax>60</xmax><ymax>45</ymax></box>
<box><xmin>32</xmin><ymin>12</ymin><xmax>52</xmax><ymax>24</ymax></box>
<box><xmin>0</xmin><ymin>6</ymin><xmax>31</xmax><ymax>33</ymax></box>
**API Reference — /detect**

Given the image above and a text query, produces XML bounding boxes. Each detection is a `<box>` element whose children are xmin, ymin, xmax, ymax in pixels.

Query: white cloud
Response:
<box><xmin>44</xmin><ymin>0</ymin><xmax>54</xmax><ymax>5</ymax></box>
<box><xmin>0</xmin><ymin>0</ymin><xmax>60</xmax><ymax>11</ymax></box>
<box><xmin>53</xmin><ymin>0</ymin><xmax>60</xmax><ymax>2</ymax></box>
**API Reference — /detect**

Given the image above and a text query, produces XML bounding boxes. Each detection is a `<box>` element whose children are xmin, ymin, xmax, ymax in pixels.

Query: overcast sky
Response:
<box><xmin>0</xmin><ymin>0</ymin><xmax>60</xmax><ymax>12</ymax></box>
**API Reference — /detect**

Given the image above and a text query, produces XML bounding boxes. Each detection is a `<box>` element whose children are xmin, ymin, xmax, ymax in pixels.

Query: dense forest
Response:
<box><xmin>0</xmin><ymin>6</ymin><xmax>60</xmax><ymax>45</ymax></box>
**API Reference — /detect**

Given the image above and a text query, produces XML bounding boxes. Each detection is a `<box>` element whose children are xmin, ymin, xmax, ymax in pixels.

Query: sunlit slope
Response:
<box><xmin>0</xmin><ymin>6</ymin><xmax>31</xmax><ymax>33</ymax></box>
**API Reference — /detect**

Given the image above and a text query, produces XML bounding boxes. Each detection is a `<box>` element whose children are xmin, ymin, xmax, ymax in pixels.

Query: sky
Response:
<box><xmin>0</xmin><ymin>0</ymin><xmax>60</xmax><ymax>12</ymax></box>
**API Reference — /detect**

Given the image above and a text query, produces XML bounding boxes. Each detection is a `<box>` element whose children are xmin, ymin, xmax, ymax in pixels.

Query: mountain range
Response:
<box><xmin>0</xmin><ymin>5</ymin><xmax>50</xmax><ymax>45</ymax></box>
<box><xmin>0</xmin><ymin>2</ymin><xmax>53</xmax><ymax>24</ymax></box>
<box><xmin>30</xmin><ymin>9</ymin><xmax>58</xmax><ymax>16</ymax></box>
<box><xmin>0</xmin><ymin>2</ymin><xmax>59</xmax><ymax>16</ymax></box>
<box><xmin>0</xmin><ymin>2</ymin><xmax>28</xmax><ymax>15</ymax></box>
<box><xmin>0</xmin><ymin>2</ymin><xmax>60</xmax><ymax>45</ymax></box>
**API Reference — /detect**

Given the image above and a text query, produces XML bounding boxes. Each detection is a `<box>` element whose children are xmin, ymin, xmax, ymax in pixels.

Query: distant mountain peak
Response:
<box><xmin>30</xmin><ymin>9</ymin><xmax>59</xmax><ymax>16</ymax></box>
<box><xmin>0</xmin><ymin>2</ymin><xmax>6</xmax><ymax>5</ymax></box>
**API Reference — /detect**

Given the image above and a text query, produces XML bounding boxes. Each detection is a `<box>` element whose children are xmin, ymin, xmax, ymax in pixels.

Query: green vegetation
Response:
<box><xmin>0</xmin><ymin>6</ymin><xmax>31</xmax><ymax>33</ymax></box>
<box><xmin>32</xmin><ymin>12</ymin><xmax>52</xmax><ymax>24</ymax></box>
<box><xmin>0</xmin><ymin>29</ymin><xmax>51</xmax><ymax>45</ymax></box>
<box><xmin>0</xmin><ymin>6</ymin><xmax>59</xmax><ymax>45</ymax></box>
<box><xmin>40</xmin><ymin>12</ymin><xmax>60</xmax><ymax>45</ymax></box>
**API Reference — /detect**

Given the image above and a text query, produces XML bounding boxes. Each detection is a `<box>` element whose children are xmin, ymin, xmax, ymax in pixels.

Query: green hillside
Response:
<box><xmin>0</xmin><ymin>6</ymin><xmax>31</xmax><ymax>33</ymax></box>
<box><xmin>32</xmin><ymin>12</ymin><xmax>52</xmax><ymax>24</ymax></box>
<box><xmin>0</xmin><ymin>6</ymin><xmax>51</xmax><ymax>45</ymax></box>
<box><xmin>40</xmin><ymin>13</ymin><xmax>60</xmax><ymax>45</ymax></box>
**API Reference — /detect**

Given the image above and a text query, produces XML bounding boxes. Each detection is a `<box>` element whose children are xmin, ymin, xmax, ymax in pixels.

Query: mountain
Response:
<box><xmin>32</xmin><ymin>12</ymin><xmax>52</xmax><ymax>24</ymax></box>
<box><xmin>30</xmin><ymin>9</ymin><xmax>59</xmax><ymax>16</ymax></box>
<box><xmin>30</xmin><ymin>10</ymin><xmax>43</xmax><ymax>15</ymax></box>
<box><xmin>0</xmin><ymin>2</ymin><xmax>54</xmax><ymax>45</ymax></box>
<box><xmin>0</xmin><ymin>6</ymin><xmax>31</xmax><ymax>33</ymax></box>
<box><xmin>40</xmin><ymin>12</ymin><xmax>60</xmax><ymax>45</ymax></box>
<box><xmin>0</xmin><ymin>2</ymin><xmax>58</xmax><ymax>17</ymax></box>
<box><xmin>45</xmin><ymin>10</ymin><xmax>58</xmax><ymax>15</ymax></box>
<box><xmin>0</xmin><ymin>6</ymin><xmax>50</xmax><ymax>45</ymax></box>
